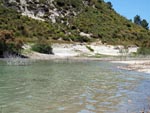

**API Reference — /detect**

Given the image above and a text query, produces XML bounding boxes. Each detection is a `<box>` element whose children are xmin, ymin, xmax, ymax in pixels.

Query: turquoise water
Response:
<box><xmin>0</xmin><ymin>60</ymin><xmax>150</xmax><ymax>113</ymax></box>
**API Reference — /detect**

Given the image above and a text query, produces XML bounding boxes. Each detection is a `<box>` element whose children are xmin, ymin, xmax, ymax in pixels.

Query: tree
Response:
<box><xmin>107</xmin><ymin>1</ymin><xmax>113</xmax><ymax>9</ymax></box>
<box><xmin>0</xmin><ymin>30</ymin><xmax>23</xmax><ymax>57</ymax></box>
<box><xmin>134</xmin><ymin>15</ymin><xmax>141</xmax><ymax>25</ymax></box>
<box><xmin>141</xmin><ymin>19</ymin><xmax>149</xmax><ymax>30</ymax></box>
<box><xmin>134</xmin><ymin>15</ymin><xmax>149</xmax><ymax>30</ymax></box>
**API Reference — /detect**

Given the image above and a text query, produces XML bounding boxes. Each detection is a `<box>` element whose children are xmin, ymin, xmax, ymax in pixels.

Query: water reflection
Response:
<box><xmin>0</xmin><ymin>60</ymin><xmax>149</xmax><ymax>113</ymax></box>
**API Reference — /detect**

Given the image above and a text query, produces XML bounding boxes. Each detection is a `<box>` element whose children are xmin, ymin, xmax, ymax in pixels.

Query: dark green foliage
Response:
<box><xmin>134</xmin><ymin>15</ymin><xmax>141</xmax><ymax>25</ymax></box>
<box><xmin>55</xmin><ymin>0</ymin><xmax>83</xmax><ymax>10</ymax></box>
<box><xmin>134</xmin><ymin>15</ymin><xmax>149</xmax><ymax>30</ymax></box>
<box><xmin>141</xmin><ymin>19</ymin><xmax>149</xmax><ymax>30</ymax></box>
<box><xmin>106</xmin><ymin>1</ymin><xmax>113</xmax><ymax>9</ymax></box>
<box><xmin>137</xmin><ymin>47</ymin><xmax>150</xmax><ymax>55</ymax></box>
<box><xmin>32</xmin><ymin>41</ymin><xmax>53</xmax><ymax>54</ymax></box>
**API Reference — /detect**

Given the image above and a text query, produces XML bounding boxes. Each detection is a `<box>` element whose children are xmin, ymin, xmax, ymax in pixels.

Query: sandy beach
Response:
<box><xmin>22</xmin><ymin>43</ymin><xmax>150</xmax><ymax>74</ymax></box>
<box><xmin>23</xmin><ymin>42</ymin><xmax>138</xmax><ymax>59</ymax></box>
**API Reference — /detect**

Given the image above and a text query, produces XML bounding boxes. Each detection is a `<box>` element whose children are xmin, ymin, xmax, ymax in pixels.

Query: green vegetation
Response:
<box><xmin>32</xmin><ymin>40</ymin><xmax>53</xmax><ymax>54</ymax></box>
<box><xmin>0</xmin><ymin>0</ymin><xmax>150</xmax><ymax>55</ymax></box>
<box><xmin>134</xmin><ymin>15</ymin><xmax>149</xmax><ymax>30</ymax></box>
<box><xmin>137</xmin><ymin>47</ymin><xmax>150</xmax><ymax>55</ymax></box>
<box><xmin>55</xmin><ymin>0</ymin><xmax>83</xmax><ymax>10</ymax></box>
<box><xmin>0</xmin><ymin>5</ymin><xmax>57</xmax><ymax>40</ymax></box>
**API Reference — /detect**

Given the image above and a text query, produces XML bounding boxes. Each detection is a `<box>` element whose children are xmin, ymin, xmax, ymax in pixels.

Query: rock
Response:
<box><xmin>79</xmin><ymin>32</ymin><xmax>92</xmax><ymax>38</ymax></box>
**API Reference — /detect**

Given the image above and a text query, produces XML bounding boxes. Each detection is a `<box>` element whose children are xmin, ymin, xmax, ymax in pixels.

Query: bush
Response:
<box><xmin>76</xmin><ymin>36</ymin><xmax>92</xmax><ymax>42</ymax></box>
<box><xmin>137</xmin><ymin>47</ymin><xmax>150</xmax><ymax>55</ymax></box>
<box><xmin>55</xmin><ymin>0</ymin><xmax>83</xmax><ymax>10</ymax></box>
<box><xmin>32</xmin><ymin>41</ymin><xmax>53</xmax><ymax>54</ymax></box>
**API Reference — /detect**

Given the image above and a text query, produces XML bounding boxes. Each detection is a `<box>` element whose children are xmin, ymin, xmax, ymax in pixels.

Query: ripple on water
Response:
<box><xmin>0</xmin><ymin>60</ymin><xmax>150</xmax><ymax>113</ymax></box>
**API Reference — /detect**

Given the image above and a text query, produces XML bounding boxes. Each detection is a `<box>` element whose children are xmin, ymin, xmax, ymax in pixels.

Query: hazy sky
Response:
<box><xmin>104</xmin><ymin>0</ymin><xmax>150</xmax><ymax>22</ymax></box>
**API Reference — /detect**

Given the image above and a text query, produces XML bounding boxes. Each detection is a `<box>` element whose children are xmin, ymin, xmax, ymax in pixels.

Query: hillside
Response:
<box><xmin>0</xmin><ymin>0</ymin><xmax>150</xmax><ymax>47</ymax></box>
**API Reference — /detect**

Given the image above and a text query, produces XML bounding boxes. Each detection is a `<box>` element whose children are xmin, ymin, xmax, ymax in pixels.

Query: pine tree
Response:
<box><xmin>134</xmin><ymin>15</ymin><xmax>141</xmax><ymax>25</ymax></box>
<box><xmin>141</xmin><ymin>19</ymin><xmax>149</xmax><ymax>30</ymax></box>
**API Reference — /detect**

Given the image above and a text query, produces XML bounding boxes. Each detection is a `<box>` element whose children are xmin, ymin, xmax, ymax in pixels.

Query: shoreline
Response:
<box><xmin>1</xmin><ymin>54</ymin><xmax>150</xmax><ymax>74</ymax></box>
<box><xmin>1</xmin><ymin>41</ymin><xmax>150</xmax><ymax>73</ymax></box>
<box><xmin>112</xmin><ymin>60</ymin><xmax>150</xmax><ymax>74</ymax></box>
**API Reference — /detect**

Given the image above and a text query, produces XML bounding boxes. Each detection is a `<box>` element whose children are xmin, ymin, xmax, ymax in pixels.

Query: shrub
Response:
<box><xmin>32</xmin><ymin>41</ymin><xmax>53</xmax><ymax>54</ymax></box>
<box><xmin>55</xmin><ymin>0</ymin><xmax>83</xmax><ymax>10</ymax></box>
<box><xmin>137</xmin><ymin>47</ymin><xmax>150</xmax><ymax>55</ymax></box>
<box><xmin>76</xmin><ymin>36</ymin><xmax>92</xmax><ymax>42</ymax></box>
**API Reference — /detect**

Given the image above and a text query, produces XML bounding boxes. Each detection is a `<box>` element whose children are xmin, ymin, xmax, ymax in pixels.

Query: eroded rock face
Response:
<box><xmin>3</xmin><ymin>0</ymin><xmax>82</xmax><ymax>23</ymax></box>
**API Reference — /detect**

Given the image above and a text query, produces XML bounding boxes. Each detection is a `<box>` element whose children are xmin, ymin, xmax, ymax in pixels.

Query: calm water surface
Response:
<box><xmin>0</xmin><ymin>60</ymin><xmax>150</xmax><ymax>113</ymax></box>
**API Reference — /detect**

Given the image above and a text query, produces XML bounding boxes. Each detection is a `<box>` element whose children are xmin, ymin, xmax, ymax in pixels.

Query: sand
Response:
<box><xmin>23</xmin><ymin>43</ymin><xmax>150</xmax><ymax>74</ymax></box>
<box><xmin>23</xmin><ymin>43</ymin><xmax>138</xmax><ymax>59</ymax></box>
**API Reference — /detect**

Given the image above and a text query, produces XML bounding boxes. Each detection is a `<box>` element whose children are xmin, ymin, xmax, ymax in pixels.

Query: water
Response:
<box><xmin>0</xmin><ymin>59</ymin><xmax>150</xmax><ymax>113</ymax></box>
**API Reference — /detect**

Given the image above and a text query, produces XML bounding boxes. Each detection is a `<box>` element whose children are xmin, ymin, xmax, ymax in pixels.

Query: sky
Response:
<box><xmin>104</xmin><ymin>0</ymin><xmax>150</xmax><ymax>22</ymax></box>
